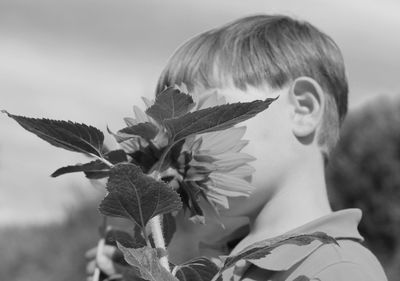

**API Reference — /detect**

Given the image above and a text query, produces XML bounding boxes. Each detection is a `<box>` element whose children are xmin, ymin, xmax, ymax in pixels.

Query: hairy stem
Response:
<box><xmin>95</xmin><ymin>155</ymin><xmax>114</xmax><ymax>168</ymax></box>
<box><xmin>141</xmin><ymin>223</ymin><xmax>151</xmax><ymax>247</ymax></box>
<box><xmin>149</xmin><ymin>215</ymin><xmax>170</xmax><ymax>271</ymax></box>
<box><xmin>148</xmin><ymin>155</ymin><xmax>174</xmax><ymax>271</ymax></box>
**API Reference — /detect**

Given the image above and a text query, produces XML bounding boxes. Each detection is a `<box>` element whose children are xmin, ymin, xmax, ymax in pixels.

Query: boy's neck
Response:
<box><xmin>236</xmin><ymin>153</ymin><xmax>332</xmax><ymax>252</ymax></box>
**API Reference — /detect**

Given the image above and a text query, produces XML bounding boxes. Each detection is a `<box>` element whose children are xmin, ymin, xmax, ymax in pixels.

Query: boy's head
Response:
<box><xmin>156</xmin><ymin>14</ymin><xmax>348</xmax><ymax>157</ymax></box>
<box><xmin>156</xmin><ymin>15</ymin><xmax>348</xmax><ymax>214</ymax></box>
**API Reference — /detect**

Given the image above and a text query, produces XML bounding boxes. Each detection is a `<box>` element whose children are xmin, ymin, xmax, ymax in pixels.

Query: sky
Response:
<box><xmin>1</xmin><ymin>0</ymin><xmax>400</xmax><ymax>225</ymax></box>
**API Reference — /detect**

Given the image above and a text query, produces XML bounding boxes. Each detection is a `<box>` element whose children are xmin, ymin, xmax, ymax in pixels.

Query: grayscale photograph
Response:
<box><xmin>1</xmin><ymin>1</ymin><xmax>399</xmax><ymax>280</ymax></box>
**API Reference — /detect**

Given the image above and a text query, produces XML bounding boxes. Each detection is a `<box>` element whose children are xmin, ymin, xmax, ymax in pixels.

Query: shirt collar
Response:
<box><xmin>241</xmin><ymin>208</ymin><xmax>364</xmax><ymax>271</ymax></box>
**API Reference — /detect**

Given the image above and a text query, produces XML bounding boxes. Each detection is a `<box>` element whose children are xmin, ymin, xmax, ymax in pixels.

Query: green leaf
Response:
<box><xmin>99</xmin><ymin>163</ymin><xmax>182</xmax><ymax>228</ymax></box>
<box><xmin>119</xmin><ymin>122</ymin><xmax>159</xmax><ymax>140</ymax></box>
<box><xmin>51</xmin><ymin>160</ymin><xmax>106</xmax><ymax>177</ymax></box>
<box><xmin>218</xmin><ymin>232</ymin><xmax>337</xmax><ymax>275</ymax></box>
<box><xmin>174</xmin><ymin>257</ymin><xmax>222</xmax><ymax>281</ymax></box>
<box><xmin>2</xmin><ymin>110</ymin><xmax>104</xmax><ymax>157</ymax></box>
<box><xmin>51</xmin><ymin>149</ymin><xmax>127</xmax><ymax>177</ymax></box>
<box><xmin>117</xmin><ymin>244</ymin><xmax>178</xmax><ymax>281</ymax></box>
<box><xmin>164</xmin><ymin>97</ymin><xmax>277</xmax><ymax>143</ymax></box>
<box><xmin>105</xmin><ymin>149</ymin><xmax>129</xmax><ymax>163</ymax></box>
<box><xmin>146</xmin><ymin>87</ymin><xmax>195</xmax><ymax>123</ymax></box>
<box><xmin>84</xmin><ymin>170</ymin><xmax>110</xmax><ymax>179</ymax></box>
<box><xmin>105</xmin><ymin>228</ymin><xmax>146</xmax><ymax>249</ymax></box>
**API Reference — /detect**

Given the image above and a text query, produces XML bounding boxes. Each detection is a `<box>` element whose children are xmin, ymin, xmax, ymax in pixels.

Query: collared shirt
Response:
<box><xmin>223</xmin><ymin>209</ymin><xmax>387</xmax><ymax>281</ymax></box>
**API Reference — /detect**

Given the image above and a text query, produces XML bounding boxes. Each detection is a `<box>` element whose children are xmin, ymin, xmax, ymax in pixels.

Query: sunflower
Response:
<box><xmin>109</xmin><ymin>87</ymin><xmax>256</xmax><ymax>223</ymax></box>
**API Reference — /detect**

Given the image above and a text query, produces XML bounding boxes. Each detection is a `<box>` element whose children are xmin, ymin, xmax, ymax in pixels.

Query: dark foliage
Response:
<box><xmin>327</xmin><ymin>96</ymin><xmax>400</xmax><ymax>279</ymax></box>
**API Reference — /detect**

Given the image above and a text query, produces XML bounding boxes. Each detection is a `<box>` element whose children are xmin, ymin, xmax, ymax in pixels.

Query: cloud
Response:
<box><xmin>1</xmin><ymin>0</ymin><xmax>399</xmax><ymax>224</ymax></box>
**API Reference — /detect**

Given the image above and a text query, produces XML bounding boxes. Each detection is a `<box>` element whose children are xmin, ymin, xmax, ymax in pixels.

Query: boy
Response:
<box><xmin>87</xmin><ymin>15</ymin><xmax>387</xmax><ymax>280</ymax></box>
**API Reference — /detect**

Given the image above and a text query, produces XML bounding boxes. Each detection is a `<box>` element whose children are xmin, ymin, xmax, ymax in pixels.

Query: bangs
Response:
<box><xmin>156</xmin><ymin>15</ymin><xmax>347</xmax><ymax>124</ymax></box>
<box><xmin>156</xmin><ymin>16</ymin><xmax>290</xmax><ymax>94</ymax></box>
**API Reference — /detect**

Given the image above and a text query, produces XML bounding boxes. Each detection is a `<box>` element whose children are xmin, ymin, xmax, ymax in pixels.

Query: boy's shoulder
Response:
<box><xmin>231</xmin><ymin>209</ymin><xmax>388</xmax><ymax>281</ymax></box>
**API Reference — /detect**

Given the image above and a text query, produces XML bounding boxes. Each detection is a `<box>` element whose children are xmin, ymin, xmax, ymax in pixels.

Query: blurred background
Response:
<box><xmin>0</xmin><ymin>0</ymin><xmax>399</xmax><ymax>280</ymax></box>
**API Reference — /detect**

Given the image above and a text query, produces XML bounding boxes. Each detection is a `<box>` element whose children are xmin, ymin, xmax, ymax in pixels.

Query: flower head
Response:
<box><xmin>110</xmin><ymin>87</ymin><xmax>257</xmax><ymax>223</ymax></box>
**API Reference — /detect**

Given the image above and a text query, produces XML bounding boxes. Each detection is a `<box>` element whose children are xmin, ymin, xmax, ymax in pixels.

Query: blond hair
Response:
<box><xmin>156</xmin><ymin>15</ymin><xmax>348</xmax><ymax>157</ymax></box>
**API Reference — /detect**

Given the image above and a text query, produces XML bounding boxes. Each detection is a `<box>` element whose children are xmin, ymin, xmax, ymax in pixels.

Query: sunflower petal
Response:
<box><xmin>216</xmin><ymin>95</ymin><xmax>227</xmax><ymax>106</ymax></box>
<box><xmin>230</xmin><ymin>140</ymin><xmax>249</xmax><ymax>153</ymax></box>
<box><xmin>214</xmin><ymin>153</ymin><xmax>256</xmax><ymax>171</ymax></box>
<box><xmin>209</xmin><ymin>172</ymin><xmax>254</xmax><ymax>195</ymax></box>
<box><xmin>206</xmin><ymin>191</ymin><xmax>230</xmax><ymax>209</ymax></box>
<box><xmin>182</xmin><ymin>135</ymin><xmax>196</xmax><ymax>152</ymax></box>
<box><xmin>142</xmin><ymin>97</ymin><xmax>154</xmax><ymax>108</ymax></box>
<box><xmin>198</xmin><ymin>92</ymin><xmax>219</xmax><ymax>109</ymax></box>
<box><xmin>199</xmin><ymin>127</ymin><xmax>247</xmax><ymax>155</ymax></box>
<box><xmin>119</xmin><ymin>139</ymin><xmax>141</xmax><ymax>153</ymax></box>
<box><xmin>188</xmin><ymin>160</ymin><xmax>217</xmax><ymax>172</ymax></box>
<box><xmin>133</xmin><ymin>105</ymin><xmax>149</xmax><ymax>123</ymax></box>
<box><xmin>225</xmin><ymin>164</ymin><xmax>255</xmax><ymax>178</ymax></box>
<box><xmin>207</xmin><ymin>185</ymin><xmax>248</xmax><ymax>198</ymax></box>
<box><xmin>107</xmin><ymin>126</ymin><xmax>132</xmax><ymax>143</ymax></box>
<box><xmin>186</xmin><ymin>167</ymin><xmax>210</xmax><ymax>181</ymax></box>
<box><xmin>190</xmin><ymin>137</ymin><xmax>203</xmax><ymax>152</ymax></box>
<box><xmin>123</xmin><ymin>117</ymin><xmax>138</xmax><ymax>127</ymax></box>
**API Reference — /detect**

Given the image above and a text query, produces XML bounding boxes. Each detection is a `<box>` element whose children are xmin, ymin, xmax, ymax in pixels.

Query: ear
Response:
<box><xmin>289</xmin><ymin>77</ymin><xmax>325</xmax><ymax>139</ymax></box>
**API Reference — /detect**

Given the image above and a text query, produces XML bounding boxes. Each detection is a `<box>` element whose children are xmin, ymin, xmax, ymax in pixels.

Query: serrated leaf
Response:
<box><xmin>106</xmin><ymin>229</ymin><xmax>146</xmax><ymax>249</ymax></box>
<box><xmin>85</xmin><ymin>170</ymin><xmax>110</xmax><ymax>179</ymax></box>
<box><xmin>219</xmin><ymin>232</ymin><xmax>337</xmax><ymax>275</ymax></box>
<box><xmin>99</xmin><ymin>163</ymin><xmax>182</xmax><ymax>228</ymax></box>
<box><xmin>51</xmin><ymin>149</ymin><xmax>127</xmax><ymax>177</ymax></box>
<box><xmin>146</xmin><ymin>87</ymin><xmax>195</xmax><ymax>123</ymax></box>
<box><xmin>119</xmin><ymin>122</ymin><xmax>159</xmax><ymax>140</ymax></box>
<box><xmin>174</xmin><ymin>257</ymin><xmax>222</xmax><ymax>281</ymax></box>
<box><xmin>2</xmin><ymin>110</ymin><xmax>104</xmax><ymax>157</ymax></box>
<box><xmin>117</xmin><ymin>244</ymin><xmax>178</xmax><ymax>281</ymax></box>
<box><xmin>106</xmin><ymin>149</ymin><xmax>129</xmax><ymax>163</ymax></box>
<box><xmin>51</xmin><ymin>160</ymin><xmax>106</xmax><ymax>177</ymax></box>
<box><xmin>164</xmin><ymin>97</ymin><xmax>277</xmax><ymax>143</ymax></box>
<box><xmin>199</xmin><ymin>127</ymin><xmax>247</xmax><ymax>155</ymax></box>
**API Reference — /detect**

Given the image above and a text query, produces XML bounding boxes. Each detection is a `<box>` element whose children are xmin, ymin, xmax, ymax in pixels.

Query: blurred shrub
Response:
<box><xmin>326</xmin><ymin>96</ymin><xmax>400</xmax><ymax>279</ymax></box>
<box><xmin>0</xmin><ymin>201</ymin><xmax>101</xmax><ymax>281</ymax></box>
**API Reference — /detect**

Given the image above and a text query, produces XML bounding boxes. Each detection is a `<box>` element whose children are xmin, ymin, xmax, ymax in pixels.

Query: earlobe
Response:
<box><xmin>289</xmin><ymin>77</ymin><xmax>325</xmax><ymax>139</ymax></box>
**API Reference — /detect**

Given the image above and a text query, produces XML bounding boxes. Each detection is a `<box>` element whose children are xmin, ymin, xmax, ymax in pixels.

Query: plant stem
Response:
<box><xmin>142</xmin><ymin>223</ymin><xmax>151</xmax><ymax>247</ymax></box>
<box><xmin>96</xmin><ymin>155</ymin><xmax>114</xmax><ymax>168</ymax></box>
<box><xmin>149</xmin><ymin>215</ymin><xmax>170</xmax><ymax>271</ymax></box>
<box><xmin>148</xmin><ymin>157</ymin><xmax>172</xmax><ymax>271</ymax></box>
